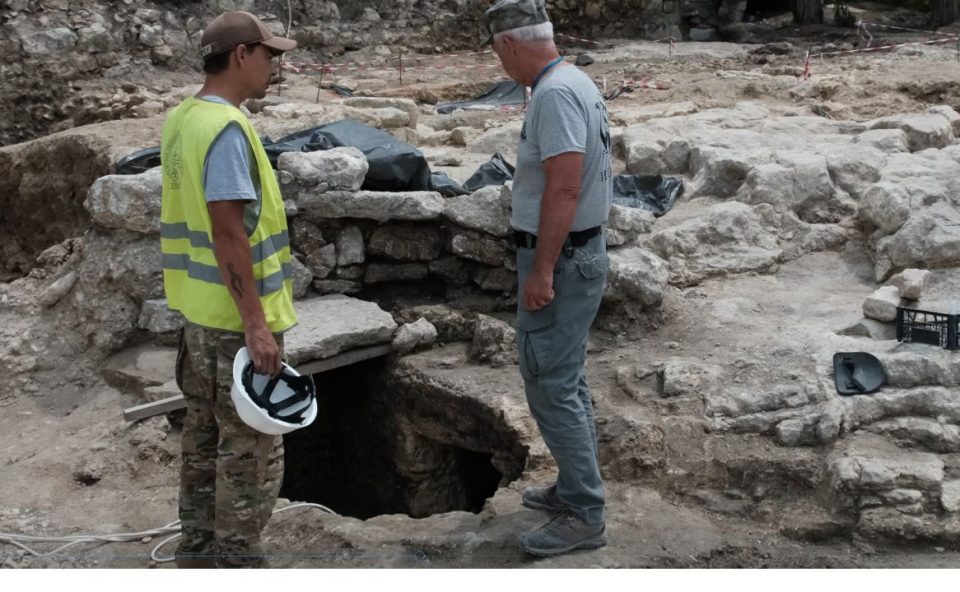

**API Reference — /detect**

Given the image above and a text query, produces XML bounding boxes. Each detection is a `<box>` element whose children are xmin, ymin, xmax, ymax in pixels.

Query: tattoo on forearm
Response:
<box><xmin>227</xmin><ymin>263</ymin><xmax>244</xmax><ymax>298</ymax></box>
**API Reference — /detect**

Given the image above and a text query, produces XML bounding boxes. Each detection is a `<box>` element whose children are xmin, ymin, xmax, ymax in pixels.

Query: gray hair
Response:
<box><xmin>494</xmin><ymin>21</ymin><xmax>554</xmax><ymax>44</ymax></box>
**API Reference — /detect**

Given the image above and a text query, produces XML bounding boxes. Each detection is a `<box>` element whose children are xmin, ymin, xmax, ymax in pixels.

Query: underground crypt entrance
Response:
<box><xmin>280</xmin><ymin>356</ymin><xmax>528</xmax><ymax>520</ymax></box>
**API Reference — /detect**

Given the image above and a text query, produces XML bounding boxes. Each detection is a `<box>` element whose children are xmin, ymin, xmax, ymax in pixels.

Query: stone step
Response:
<box><xmin>107</xmin><ymin>295</ymin><xmax>397</xmax><ymax>421</ymax></box>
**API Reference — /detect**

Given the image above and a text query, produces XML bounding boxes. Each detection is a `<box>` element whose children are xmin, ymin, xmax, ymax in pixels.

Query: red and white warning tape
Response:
<box><xmin>858</xmin><ymin>20</ymin><xmax>960</xmax><ymax>39</ymax></box>
<box><xmin>284</xmin><ymin>48</ymin><xmax>496</xmax><ymax>75</ymax></box>
<box><xmin>625</xmin><ymin>79</ymin><xmax>670</xmax><ymax>90</ymax></box>
<box><xmin>285</xmin><ymin>61</ymin><xmax>500</xmax><ymax>75</ymax></box>
<box><xmin>557</xmin><ymin>33</ymin><xmax>603</xmax><ymax>46</ymax></box>
<box><xmin>809</xmin><ymin>34</ymin><xmax>959</xmax><ymax>60</ymax></box>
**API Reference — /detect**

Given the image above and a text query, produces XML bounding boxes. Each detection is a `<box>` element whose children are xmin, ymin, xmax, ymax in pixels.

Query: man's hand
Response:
<box><xmin>246</xmin><ymin>325</ymin><xmax>281</xmax><ymax>376</ymax></box>
<box><xmin>523</xmin><ymin>268</ymin><xmax>555</xmax><ymax>311</ymax></box>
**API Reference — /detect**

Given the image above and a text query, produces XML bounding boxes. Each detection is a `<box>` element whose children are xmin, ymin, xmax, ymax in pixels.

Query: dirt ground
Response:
<box><xmin>4</xmin><ymin>5</ymin><xmax>960</xmax><ymax>568</ymax></box>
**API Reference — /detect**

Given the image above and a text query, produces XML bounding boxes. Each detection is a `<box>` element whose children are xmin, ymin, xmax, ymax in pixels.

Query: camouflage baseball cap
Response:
<box><xmin>483</xmin><ymin>0</ymin><xmax>550</xmax><ymax>46</ymax></box>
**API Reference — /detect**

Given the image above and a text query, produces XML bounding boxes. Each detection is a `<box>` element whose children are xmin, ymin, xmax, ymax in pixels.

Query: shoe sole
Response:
<box><xmin>521</xmin><ymin>497</ymin><xmax>566</xmax><ymax>513</ymax></box>
<box><xmin>521</xmin><ymin>536</ymin><xmax>608</xmax><ymax>557</ymax></box>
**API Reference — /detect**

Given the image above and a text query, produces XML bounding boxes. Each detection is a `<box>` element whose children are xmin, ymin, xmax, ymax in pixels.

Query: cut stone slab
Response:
<box><xmin>102</xmin><ymin>344</ymin><xmax>177</xmax><ymax>397</ymax></box>
<box><xmin>285</xmin><ymin>294</ymin><xmax>398</xmax><ymax>365</ymax></box>
<box><xmin>299</xmin><ymin>190</ymin><xmax>445</xmax><ymax>222</ymax></box>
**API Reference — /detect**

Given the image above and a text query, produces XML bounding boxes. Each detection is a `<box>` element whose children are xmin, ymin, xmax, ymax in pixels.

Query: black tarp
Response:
<box><xmin>430</xmin><ymin>171</ymin><xmax>468</xmax><ymax>197</ymax></box>
<box><xmin>462</xmin><ymin>152</ymin><xmax>516</xmax><ymax>193</ymax></box>
<box><xmin>115</xmin><ymin>147</ymin><xmax>162</xmax><ymax>175</ymax></box>
<box><xmin>304</xmin><ymin>120</ymin><xmax>432</xmax><ymax>192</ymax></box>
<box><xmin>611</xmin><ymin>174</ymin><xmax>684</xmax><ymax>217</ymax></box>
<box><xmin>436</xmin><ymin>80</ymin><xmax>526</xmax><ymax>115</ymax></box>
<box><xmin>117</xmin><ymin>120</ymin><xmax>435</xmax><ymax>193</ymax></box>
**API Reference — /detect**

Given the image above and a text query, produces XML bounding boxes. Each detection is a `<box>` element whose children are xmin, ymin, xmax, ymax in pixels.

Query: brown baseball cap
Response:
<box><xmin>199</xmin><ymin>11</ymin><xmax>297</xmax><ymax>59</ymax></box>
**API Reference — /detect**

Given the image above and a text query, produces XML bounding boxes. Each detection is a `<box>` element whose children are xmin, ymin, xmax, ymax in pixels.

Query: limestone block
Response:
<box><xmin>335</xmin><ymin>225</ymin><xmax>365</xmax><ymax>266</ymax></box>
<box><xmin>862</xmin><ymin>285</ymin><xmax>900</xmax><ymax>322</ymax></box>
<box><xmin>468</xmin><ymin>315</ymin><xmax>517</xmax><ymax>367</ymax></box>
<box><xmin>300</xmin><ymin>190</ymin><xmax>444</xmax><ymax>222</ymax></box>
<box><xmin>278</xmin><ymin>147</ymin><xmax>367</xmax><ymax>191</ymax></box>
<box><xmin>890</xmin><ymin>268</ymin><xmax>930</xmax><ymax>301</ymax></box>
<box><xmin>137</xmin><ymin>299</ymin><xmax>184</xmax><ymax>334</ymax></box>
<box><xmin>442</xmin><ymin>185</ymin><xmax>511</xmax><ymax>237</ymax></box>
<box><xmin>392</xmin><ymin>318</ymin><xmax>438</xmax><ymax>355</ymax></box>
<box><xmin>84</xmin><ymin>168</ymin><xmax>162</xmax><ymax>234</ymax></box>
<box><xmin>368</xmin><ymin>225</ymin><xmax>443</xmax><ymax>261</ymax></box>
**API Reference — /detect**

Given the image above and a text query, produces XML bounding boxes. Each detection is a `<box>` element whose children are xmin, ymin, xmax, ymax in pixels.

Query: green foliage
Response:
<box><xmin>834</xmin><ymin>3</ymin><xmax>857</xmax><ymax>28</ymax></box>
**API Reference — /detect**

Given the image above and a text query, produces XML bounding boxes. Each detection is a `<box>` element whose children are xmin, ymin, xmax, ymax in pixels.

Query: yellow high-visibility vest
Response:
<box><xmin>160</xmin><ymin>97</ymin><xmax>296</xmax><ymax>333</ymax></box>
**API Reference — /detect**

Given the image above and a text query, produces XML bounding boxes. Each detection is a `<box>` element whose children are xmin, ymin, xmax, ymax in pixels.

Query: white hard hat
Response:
<box><xmin>230</xmin><ymin>347</ymin><xmax>318</xmax><ymax>435</ymax></box>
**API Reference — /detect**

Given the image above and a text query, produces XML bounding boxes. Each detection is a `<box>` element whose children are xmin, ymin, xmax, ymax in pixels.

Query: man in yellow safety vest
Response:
<box><xmin>160</xmin><ymin>10</ymin><xmax>297</xmax><ymax>568</ymax></box>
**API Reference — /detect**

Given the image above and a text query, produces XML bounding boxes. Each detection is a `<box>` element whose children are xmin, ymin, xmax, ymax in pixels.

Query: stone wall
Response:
<box><xmin>0</xmin><ymin>0</ymin><xmax>708</xmax><ymax>147</ymax></box>
<box><xmin>68</xmin><ymin>105</ymin><xmax>664</xmax><ymax>352</ymax></box>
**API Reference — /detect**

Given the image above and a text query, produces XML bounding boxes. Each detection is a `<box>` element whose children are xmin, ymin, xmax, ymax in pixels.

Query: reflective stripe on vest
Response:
<box><xmin>161</xmin><ymin>223</ymin><xmax>291</xmax><ymax>265</ymax></box>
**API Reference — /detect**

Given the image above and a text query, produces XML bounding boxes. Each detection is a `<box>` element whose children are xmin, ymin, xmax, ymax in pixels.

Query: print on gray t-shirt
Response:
<box><xmin>510</xmin><ymin>65</ymin><xmax>612</xmax><ymax>234</ymax></box>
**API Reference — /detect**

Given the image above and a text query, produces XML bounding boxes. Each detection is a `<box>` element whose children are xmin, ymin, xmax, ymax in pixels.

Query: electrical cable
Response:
<box><xmin>0</xmin><ymin>502</ymin><xmax>336</xmax><ymax>564</ymax></box>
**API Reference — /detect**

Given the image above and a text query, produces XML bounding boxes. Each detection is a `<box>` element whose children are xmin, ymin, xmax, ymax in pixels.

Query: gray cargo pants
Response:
<box><xmin>515</xmin><ymin>231</ymin><xmax>607</xmax><ymax>525</ymax></box>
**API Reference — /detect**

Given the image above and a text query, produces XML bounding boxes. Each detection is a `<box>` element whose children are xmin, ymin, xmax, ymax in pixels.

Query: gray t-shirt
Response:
<box><xmin>199</xmin><ymin>95</ymin><xmax>262</xmax><ymax>233</ymax></box>
<box><xmin>510</xmin><ymin>65</ymin><xmax>612</xmax><ymax>234</ymax></box>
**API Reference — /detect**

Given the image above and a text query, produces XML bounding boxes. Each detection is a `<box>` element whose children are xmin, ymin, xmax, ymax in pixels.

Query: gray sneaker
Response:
<box><xmin>521</xmin><ymin>483</ymin><xmax>566</xmax><ymax>513</ymax></box>
<box><xmin>520</xmin><ymin>512</ymin><xmax>607</xmax><ymax>557</ymax></box>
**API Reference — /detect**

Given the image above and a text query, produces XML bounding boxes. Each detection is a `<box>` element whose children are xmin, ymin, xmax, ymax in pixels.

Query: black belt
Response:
<box><xmin>512</xmin><ymin>226</ymin><xmax>601</xmax><ymax>249</ymax></box>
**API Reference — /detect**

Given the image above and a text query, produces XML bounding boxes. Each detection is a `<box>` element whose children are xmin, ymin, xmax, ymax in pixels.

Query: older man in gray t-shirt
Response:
<box><xmin>511</xmin><ymin>64</ymin><xmax>612</xmax><ymax>234</ymax></box>
<box><xmin>485</xmin><ymin>0</ymin><xmax>612</xmax><ymax>558</ymax></box>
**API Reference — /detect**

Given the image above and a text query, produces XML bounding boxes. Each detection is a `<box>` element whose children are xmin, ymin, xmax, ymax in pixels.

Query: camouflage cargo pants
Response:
<box><xmin>175</xmin><ymin>323</ymin><xmax>285</xmax><ymax>568</ymax></box>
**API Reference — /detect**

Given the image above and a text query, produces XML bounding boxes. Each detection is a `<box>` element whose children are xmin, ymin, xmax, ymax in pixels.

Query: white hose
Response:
<box><xmin>0</xmin><ymin>502</ymin><xmax>337</xmax><ymax>565</ymax></box>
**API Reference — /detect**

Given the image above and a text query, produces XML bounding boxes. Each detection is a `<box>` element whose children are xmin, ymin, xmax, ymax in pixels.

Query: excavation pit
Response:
<box><xmin>280</xmin><ymin>356</ymin><xmax>527</xmax><ymax>520</ymax></box>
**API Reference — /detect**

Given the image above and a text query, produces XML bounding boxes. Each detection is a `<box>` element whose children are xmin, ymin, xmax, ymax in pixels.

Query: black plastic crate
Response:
<box><xmin>896</xmin><ymin>307</ymin><xmax>958</xmax><ymax>350</ymax></box>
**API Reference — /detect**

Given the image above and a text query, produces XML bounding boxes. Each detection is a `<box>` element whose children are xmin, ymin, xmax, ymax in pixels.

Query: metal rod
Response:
<box><xmin>316</xmin><ymin>66</ymin><xmax>324</xmax><ymax>103</ymax></box>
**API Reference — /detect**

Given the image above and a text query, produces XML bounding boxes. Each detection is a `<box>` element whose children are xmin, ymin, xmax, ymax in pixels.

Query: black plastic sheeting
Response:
<box><xmin>611</xmin><ymin>174</ymin><xmax>684</xmax><ymax>217</ymax></box>
<box><xmin>115</xmin><ymin>146</ymin><xmax>162</xmax><ymax>175</ymax></box>
<box><xmin>116</xmin><ymin>120</ymin><xmax>435</xmax><ymax>193</ymax></box>
<box><xmin>462</xmin><ymin>152</ymin><xmax>516</xmax><ymax>193</ymax></box>
<box><xmin>274</xmin><ymin>120</ymin><xmax>433</xmax><ymax>192</ymax></box>
<box><xmin>436</xmin><ymin>80</ymin><xmax>526</xmax><ymax>115</ymax></box>
<box><xmin>430</xmin><ymin>171</ymin><xmax>468</xmax><ymax>197</ymax></box>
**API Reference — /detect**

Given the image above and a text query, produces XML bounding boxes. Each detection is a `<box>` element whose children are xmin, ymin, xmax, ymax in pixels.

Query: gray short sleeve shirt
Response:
<box><xmin>510</xmin><ymin>65</ymin><xmax>612</xmax><ymax>233</ymax></box>
<box><xmin>199</xmin><ymin>95</ymin><xmax>262</xmax><ymax>233</ymax></box>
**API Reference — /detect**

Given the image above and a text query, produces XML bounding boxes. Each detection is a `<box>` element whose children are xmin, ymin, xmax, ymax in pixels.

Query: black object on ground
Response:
<box><xmin>896</xmin><ymin>306</ymin><xmax>959</xmax><ymax>350</ymax></box>
<box><xmin>115</xmin><ymin>147</ymin><xmax>161</xmax><ymax>175</ymax></box>
<box><xmin>575</xmin><ymin>53</ymin><xmax>595</xmax><ymax>66</ymax></box>
<box><xmin>436</xmin><ymin>81</ymin><xmax>526</xmax><ymax>115</ymax></box>
<box><xmin>833</xmin><ymin>352</ymin><xmax>887</xmax><ymax>396</ymax></box>
<box><xmin>430</xmin><ymin>171</ymin><xmax>468</xmax><ymax>197</ymax></box>
<box><xmin>462</xmin><ymin>152</ymin><xmax>516</xmax><ymax>193</ymax></box>
<box><xmin>331</xmin><ymin>84</ymin><xmax>354</xmax><ymax>97</ymax></box>
<box><xmin>612</xmin><ymin>174</ymin><xmax>684</xmax><ymax>217</ymax></box>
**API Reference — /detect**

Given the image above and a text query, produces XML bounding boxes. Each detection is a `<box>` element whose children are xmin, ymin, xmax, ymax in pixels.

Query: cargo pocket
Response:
<box><xmin>175</xmin><ymin>326</ymin><xmax>187</xmax><ymax>392</ymax></box>
<box><xmin>575</xmin><ymin>253</ymin><xmax>608</xmax><ymax>280</ymax></box>
<box><xmin>517</xmin><ymin>331</ymin><xmax>540</xmax><ymax>381</ymax></box>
